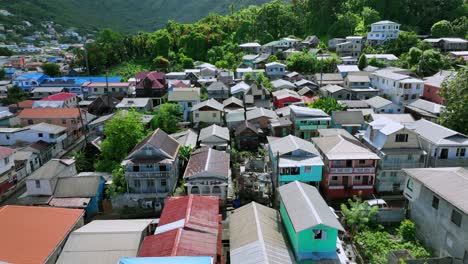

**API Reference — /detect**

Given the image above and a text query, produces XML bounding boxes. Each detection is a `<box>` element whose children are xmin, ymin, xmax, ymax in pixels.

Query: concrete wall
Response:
<box><xmin>192</xmin><ymin>110</ymin><xmax>223</xmax><ymax>124</ymax></box>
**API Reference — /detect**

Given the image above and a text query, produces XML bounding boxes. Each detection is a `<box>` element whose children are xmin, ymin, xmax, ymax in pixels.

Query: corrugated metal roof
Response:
<box><xmin>28</xmin><ymin>159</ymin><xmax>76</xmax><ymax>180</ymax></box>
<box><xmin>312</xmin><ymin>135</ymin><xmax>380</xmax><ymax>160</ymax></box>
<box><xmin>191</xmin><ymin>99</ymin><xmax>224</xmax><ymax>111</ymax></box>
<box><xmin>183</xmin><ymin>147</ymin><xmax>230</xmax><ymax>179</ymax></box>
<box><xmin>230</xmin><ymin>202</ymin><xmax>296</xmax><ymax>264</ymax></box>
<box><xmin>365</xmin><ymin>96</ymin><xmax>392</xmax><ymax>109</ymax></box>
<box><xmin>170</xmin><ymin>129</ymin><xmax>198</xmax><ymax>148</ymax></box>
<box><xmin>168</xmin><ymin>88</ymin><xmax>200</xmax><ymax>102</ymax></box>
<box><xmin>411</xmin><ymin>119</ymin><xmax>468</xmax><ymax>145</ymax></box>
<box><xmin>53</xmin><ymin>176</ymin><xmax>101</xmax><ymax>198</ymax></box>
<box><xmin>407</xmin><ymin>99</ymin><xmax>444</xmax><ymax>115</ymax></box>
<box><xmin>199</xmin><ymin>124</ymin><xmax>230</xmax><ymax>142</ymax></box>
<box><xmin>28</xmin><ymin>122</ymin><xmax>66</xmax><ymax>134</ymax></box>
<box><xmin>331</xmin><ymin>111</ymin><xmax>364</xmax><ymax>125</ymax></box>
<box><xmin>246</xmin><ymin>107</ymin><xmax>278</xmax><ymax>121</ymax></box>
<box><xmin>127</xmin><ymin>128</ymin><xmax>180</xmax><ymax>160</ymax></box>
<box><xmin>279</xmin><ymin>181</ymin><xmax>344</xmax><ymax>232</ymax></box>
<box><xmin>268</xmin><ymin>135</ymin><xmax>321</xmax><ymax>157</ymax></box>
<box><xmin>119</xmin><ymin>256</ymin><xmax>214</xmax><ymax>264</ymax></box>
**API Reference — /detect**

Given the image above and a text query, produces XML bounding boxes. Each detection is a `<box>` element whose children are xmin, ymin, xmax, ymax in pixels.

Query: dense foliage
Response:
<box><xmin>308</xmin><ymin>98</ymin><xmax>345</xmax><ymax>114</ymax></box>
<box><xmin>151</xmin><ymin>103</ymin><xmax>183</xmax><ymax>134</ymax></box>
<box><xmin>340</xmin><ymin>196</ymin><xmax>379</xmax><ymax>236</ymax></box>
<box><xmin>439</xmin><ymin>69</ymin><xmax>468</xmax><ymax>135</ymax></box>
<box><xmin>1</xmin><ymin>85</ymin><xmax>28</xmax><ymax>107</ymax></box>
<box><xmin>41</xmin><ymin>63</ymin><xmax>60</xmax><ymax>77</ymax></box>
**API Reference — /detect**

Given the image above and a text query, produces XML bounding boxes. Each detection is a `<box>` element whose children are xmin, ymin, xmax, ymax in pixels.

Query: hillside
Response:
<box><xmin>0</xmin><ymin>0</ymin><xmax>270</xmax><ymax>33</ymax></box>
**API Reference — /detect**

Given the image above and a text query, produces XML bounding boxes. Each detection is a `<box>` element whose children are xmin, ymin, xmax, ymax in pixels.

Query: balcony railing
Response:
<box><xmin>126</xmin><ymin>171</ymin><xmax>172</xmax><ymax>179</ymax></box>
<box><xmin>297</xmin><ymin>124</ymin><xmax>328</xmax><ymax>131</ymax></box>
<box><xmin>330</xmin><ymin>167</ymin><xmax>375</xmax><ymax>174</ymax></box>
<box><xmin>380</xmin><ymin>160</ymin><xmax>425</xmax><ymax>170</ymax></box>
<box><xmin>129</xmin><ymin>187</ymin><xmax>168</xmax><ymax>194</ymax></box>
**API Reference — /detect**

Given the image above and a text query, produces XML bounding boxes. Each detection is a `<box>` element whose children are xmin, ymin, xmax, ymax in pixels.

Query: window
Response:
<box><xmin>6</xmin><ymin>135</ymin><xmax>9</xmax><ymax>140</ymax></box>
<box><xmin>159</xmin><ymin>165</ymin><xmax>167</xmax><ymax>171</ymax></box>
<box><xmin>161</xmin><ymin>179</ymin><xmax>167</xmax><ymax>186</ymax></box>
<box><xmin>451</xmin><ymin>209</ymin><xmax>462</xmax><ymax>227</ymax></box>
<box><xmin>38</xmin><ymin>133</ymin><xmax>43</xmax><ymax>138</ymax></box>
<box><xmin>359</xmin><ymin>160</ymin><xmax>366</xmax><ymax>164</ymax></box>
<box><xmin>304</xmin><ymin>166</ymin><xmax>311</xmax><ymax>173</ymax></box>
<box><xmin>147</xmin><ymin>180</ymin><xmax>154</xmax><ymax>187</ymax></box>
<box><xmin>212</xmin><ymin>113</ymin><xmax>217</xmax><ymax>118</ymax></box>
<box><xmin>62</xmin><ymin>119</ymin><xmax>66</xmax><ymax>124</ymax></box>
<box><xmin>395</xmin><ymin>134</ymin><xmax>408</xmax><ymax>142</ymax></box>
<box><xmin>432</xmin><ymin>196</ymin><xmax>439</xmax><ymax>210</ymax></box>
<box><xmin>456</xmin><ymin>148</ymin><xmax>466</xmax><ymax>157</ymax></box>
<box><xmin>4</xmin><ymin>157</ymin><xmax>9</xmax><ymax>164</ymax></box>
<box><xmin>313</xmin><ymin>229</ymin><xmax>326</xmax><ymax>240</ymax></box>
<box><xmin>35</xmin><ymin>180</ymin><xmax>40</xmax><ymax>188</ymax></box>
<box><xmin>195</xmin><ymin>113</ymin><xmax>199</xmax><ymax>118</ymax></box>
<box><xmin>111</xmin><ymin>88</ymin><xmax>116</xmax><ymax>92</ymax></box>
<box><xmin>332</xmin><ymin>176</ymin><xmax>338</xmax><ymax>181</ymax></box>
<box><xmin>134</xmin><ymin>179</ymin><xmax>141</xmax><ymax>188</ymax></box>
<box><xmin>355</xmin><ymin>176</ymin><xmax>361</xmax><ymax>180</ymax></box>
<box><xmin>28</xmin><ymin>119</ymin><xmax>33</xmax><ymax>125</ymax></box>
<box><xmin>411</xmin><ymin>94</ymin><xmax>417</xmax><ymax>99</ymax></box>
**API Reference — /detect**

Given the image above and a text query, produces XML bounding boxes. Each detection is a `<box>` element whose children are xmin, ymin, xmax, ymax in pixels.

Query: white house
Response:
<box><xmin>168</xmin><ymin>88</ymin><xmax>200</xmax><ymax>121</ymax></box>
<box><xmin>265</xmin><ymin>62</ymin><xmax>286</xmax><ymax>78</ymax></box>
<box><xmin>365</xmin><ymin>96</ymin><xmax>401</xmax><ymax>113</ymax></box>
<box><xmin>25</xmin><ymin>159</ymin><xmax>77</xmax><ymax>197</ymax></box>
<box><xmin>367</xmin><ymin>20</ymin><xmax>400</xmax><ymax>46</ymax></box>
<box><xmin>336</xmin><ymin>36</ymin><xmax>363</xmax><ymax>57</ymax></box>
<box><xmin>190</xmin><ymin>99</ymin><xmax>224</xmax><ymax>125</ymax></box>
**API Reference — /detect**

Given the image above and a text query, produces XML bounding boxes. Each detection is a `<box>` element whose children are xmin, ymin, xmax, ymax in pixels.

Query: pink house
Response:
<box><xmin>422</xmin><ymin>70</ymin><xmax>455</xmax><ymax>105</ymax></box>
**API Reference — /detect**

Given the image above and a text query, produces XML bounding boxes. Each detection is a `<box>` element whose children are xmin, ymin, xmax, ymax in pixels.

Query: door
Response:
<box><xmin>362</xmin><ymin>176</ymin><xmax>369</xmax><ymax>185</ymax></box>
<box><xmin>440</xmin><ymin>148</ymin><xmax>448</xmax><ymax>159</ymax></box>
<box><xmin>343</xmin><ymin>176</ymin><xmax>350</xmax><ymax>188</ymax></box>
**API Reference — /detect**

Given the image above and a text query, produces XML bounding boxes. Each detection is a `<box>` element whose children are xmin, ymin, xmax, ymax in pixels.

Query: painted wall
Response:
<box><xmin>280</xmin><ymin>165</ymin><xmax>323</xmax><ymax>184</ymax></box>
<box><xmin>192</xmin><ymin>110</ymin><xmax>223</xmax><ymax>124</ymax></box>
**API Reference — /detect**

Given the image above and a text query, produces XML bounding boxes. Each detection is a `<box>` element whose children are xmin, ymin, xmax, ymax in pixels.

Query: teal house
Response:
<box><xmin>268</xmin><ymin>135</ymin><xmax>324</xmax><ymax>188</ymax></box>
<box><xmin>290</xmin><ymin>105</ymin><xmax>331</xmax><ymax>140</ymax></box>
<box><xmin>279</xmin><ymin>181</ymin><xmax>345</xmax><ymax>262</ymax></box>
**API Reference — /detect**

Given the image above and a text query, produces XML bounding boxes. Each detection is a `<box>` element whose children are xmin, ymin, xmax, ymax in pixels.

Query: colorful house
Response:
<box><xmin>279</xmin><ymin>181</ymin><xmax>344</xmax><ymax>262</ymax></box>
<box><xmin>268</xmin><ymin>135</ymin><xmax>324</xmax><ymax>187</ymax></box>
<box><xmin>290</xmin><ymin>105</ymin><xmax>331</xmax><ymax>140</ymax></box>
<box><xmin>272</xmin><ymin>89</ymin><xmax>302</xmax><ymax>109</ymax></box>
<box><xmin>0</xmin><ymin>146</ymin><xmax>16</xmax><ymax>195</ymax></box>
<box><xmin>12</xmin><ymin>72</ymin><xmax>48</xmax><ymax>91</ymax></box>
<box><xmin>312</xmin><ymin>132</ymin><xmax>380</xmax><ymax>199</ymax></box>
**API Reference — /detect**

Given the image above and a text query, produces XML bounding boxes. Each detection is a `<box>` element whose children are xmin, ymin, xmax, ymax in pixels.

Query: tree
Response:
<box><xmin>106</xmin><ymin>166</ymin><xmax>127</xmax><ymax>197</ymax></box>
<box><xmin>95</xmin><ymin>111</ymin><xmax>145</xmax><ymax>172</ymax></box>
<box><xmin>267</xmin><ymin>55</ymin><xmax>278</xmax><ymax>63</ymax></box>
<box><xmin>368</xmin><ymin>57</ymin><xmax>385</xmax><ymax>68</ymax></box>
<box><xmin>431</xmin><ymin>20</ymin><xmax>454</xmax><ymax>37</ymax></box>
<box><xmin>41</xmin><ymin>63</ymin><xmax>60</xmax><ymax>77</ymax></box>
<box><xmin>0</xmin><ymin>68</ymin><xmax>5</xmax><ymax>80</ymax></box>
<box><xmin>2</xmin><ymin>85</ymin><xmax>28</xmax><ymax>108</ymax></box>
<box><xmin>179</xmin><ymin>54</ymin><xmax>194</xmax><ymax>69</ymax></box>
<box><xmin>215</xmin><ymin>60</ymin><xmax>229</xmax><ymax>69</ymax></box>
<box><xmin>358</xmin><ymin>54</ymin><xmax>367</xmax><ymax>70</ymax></box>
<box><xmin>151</xmin><ymin>103</ymin><xmax>183</xmax><ymax>134</ymax></box>
<box><xmin>439</xmin><ymin>69</ymin><xmax>468</xmax><ymax>135</ymax></box>
<box><xmin>179</xmin><ymin>145</ymin><xmax>194</xmax><ymax>170</ymax></box>
<box><xmin>308</xmin><ymin>97</ymin><xmax>344</xmax><ymax>114</ymax></box>
<box><xmin>416</xmin><ymin>49</ymin><xmax>449</xmax><ymax>77</ymax></box>
<box><xmin>451</xmin><ymin>16</ymin><xmax>468</xmax><ymax>38</ymax></box>
<box><xmin>0</xmin><ymin>47</ymin><xmax>12</xmax><ymax>56</ymax></box>
<box><xmin>153</xmin><ymin>56</ymin><xmax>170</xmax><ymax>70</ymax></box>
<box><xmin>73</xmin><ymin>151</ymin><xmax>91</xmax><ymax>173</ymax></box>
<box><xmin>361</xmin><ymin>7</ymin><xmax>381</xmax><ymax>27</ymax></box>
<box><xmin>340</xmin><ymin>196</ymin><xmax>379</xmax><ymax>236</ymax></box>
<box><xmin>243</xmin><ymin>72</ymin><xmax>253</xmax><ymax>81</ymax></box>
<box><xmin>398</xmin><ymin>220</ymin><xmax>416</xmax><ymax>242</ymax></box>
<box><xmin>255</xmin><ymin>72</ymin><xmax>273</xmax><ymax>92</ymax></box>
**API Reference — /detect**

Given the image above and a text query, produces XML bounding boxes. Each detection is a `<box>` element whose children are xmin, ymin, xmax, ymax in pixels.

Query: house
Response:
<box><xmin>191</xmin><ymin>99</ymin><xmax>224</xmax><ymax>126</ymax></box>
<box><xmin>0</xmin><ymin>205</ymin><xmax>84</xmax><ymax>264</ymax></box>
<box><xmin>272</xmin><ymin>89</ymin><xmax>302</xmax><ymax>109</ymax></box>
<box><xmin>285</xmin><ymin>71</ymin><xmax>301</xmax><ymax>82</ymax></box>
<box><xmin>218</xmin><ymin>71</ymin><xmax>235</xmax><ymax>84</ymax></box>
<box><xmin>337</xmin><ymin>64</ymin><xmax>360</xmax><ymax>77</ymax></box>
<box><xmin>300</xmin><ymin>35</ymin><xmax>320</xmax><ymax>49</ymax></box>
<box><xmin>297</xmin><ymin>86</ymin><xmax>316</xmax><ymax>98</ymax></box>
<box><xmin>0</xmin><ymin>107</ymin><xmax>18</xmax><ymax>127</ymax></box>
<box><xmin>239</xmin><ymin>42</ymin><xmax>262</xmax><ymax>53</ymax></box>
<box><xmin>24</xmin><ymin>159</ymin><xmax>77</xmax><ymax>197</ymax></box>
<box><xmin>40</xmin><ymin>76</ymin><xmax>122</xmax><ymax>95</ymax></box>
<box><xmin>344</xmin><ymin>73</ymin><xmax>379</xmax><ymax>100</ymax></box>
<box><xmin>279</xmin><ymin>181</ymin><xmax>344</xmax><ymax>262</ymax></box>
<box><xmin>367</xmin><ymin>20</ymin><xmax>400</xmax><ymax>46</ymax></box>
<box><xmin>122</xmin><ymin>128</ymin><xmax>180</xmax><ymax>204</ymax></box>
<box><xmin>116</xmin><ymin>98</ymin><xmax>153</xmax><ymax>112</ymax></box>
<box><xmin>230</xmin><ymin>202</ymin><xmax>296</xmax><ymax>264</ymax></box>
<box><xmin>263</xmin><ymin>38</ymin><xmax>300</xmax><ymax>55</ymax></box>
<box><xmin>12</xmin><ymin>72</ymin><xmax>48</xmax><ymax>91</ymax></box>
<box><xmin>184</xmin><ymin>147</ymin><xmax>230</xmax><ymax>200</ymax></box>
<box><xmin>370</xmin><ymin>68</ymin><xmax>424</xmax><ymax>106</ymax></box>
<box><xmin>223</xmin><ymin>96</ymin><xmax>244</xmax><ymax>111</ymax></box>
<box><xmin>319</xmin><ymin>84</ymin><xmax>350</xmax><ymax>100</ymax></box>
<box><xmin>268</xmin><ymin>135</ymin><xmax>324</xmax><ymax>187</ymax></box>
<box><xmin>365</xmin><ymin>96</ymin><xmax>401</xmax><ymax>113</ymax></box>
<box><xmin>165</xmin><ymin>72</ymin><xmax>186</xmax><ymax>80</ymax></box>
<box><xmin>364</xmin><ymin>54</ymin><xmax>398</xmax><ymax>64</ymax></box>
<box><xmin>328</xmin><ymin>38</ymin><xmax>346</xmax><ymax>50</ymax></box>
<box><xmin>17</xmin><ymin>108</ymin><xmax>86</xmax><ymax>141</ymax></box>
<box><xmin>168</xmin><ymin>87</ymin><xmax>201</xmax><ymax>121</ymax></box>
<box><xmin>265</xmin><ymin>62</ymin><xmax>286</xmax><ymax>78</ymax></box>
<box><xmin>51</xmin><ymin>175</ymin><xmax>105</xmax><ymax>217</ymax></box>
<box><xmin>31</xmin><ymin>87</ymin><xmax>67</xmax><ymax>99</ymax></box>
<box><xmin>226</xmin><ymin>110</ymin><xmax>246</xmax><ymax>129</ymax></box>
<box><xmin>33</xmin><ymin>92</ymin><xmax>79</xmax><ymax>108</ymax></box>
<box><xmin>405</xmin><ymin>99</ymin><xmax>444</xmax><ymax>122</ymax></box>
<box><xmin>12</xmin><ymin>150</ymin><xmax>40</xmax><ymax>181</ymax></box>
<box><xmin>290</xmin><ymin>105</ymin><xmax>331</xmax><ymax>140</ymax></box>
<box><xmin>236</xmin><ymin>67</ymin><xmax>265</xmax><ymax>80</ymax></box>
<box><xmin>246</xmin><ymin>107</ymin><xmax>278</xmax><ymax>130</ymax></box>
<box><xmin>362</xmin><ymin>117</ymin><xmax>426</xmax><ymax>193</ymax></box>
<box><xmin>269</xmin><ymin>117</ymin><xmax>292</xmax><ymax>137</ymax></box>
<box><xmin>314</xmin><ymin>73</ymin><xmax>344</xmax><ymax>87</ymax></box>
<box><xmin>198</xmin><ymin>124</ymin><xmax>230</xmax><ymax>150</ymax></box>
<box><xmin>86</xmin><ymin>94</ymin><xmax>121</xmax><ymax>115</ymax></box>
<box><xmin>119</xmin><ymin>257</ymin><xmax>214</xmax><ymax>264</ymax></box>
<box><xmin>138</xmin><ymin>195</ymin><xmax>223</xmax><ymax>263</ymax></box>
<box><xmin>403</xmin><ymin>167</ymin><xmax>468</xmax><ymax>260</ymax></box>
<box><xmin>231</xmin><ymin>82</ymin><xmax>270</xmax><ymax>108</ymax></box>
<box><xmin>422</xmin><ymin>70</ymin><xmax>456</xmax><ymax>104</ymax></box>
<box><xmin>170</xmin><ymin>129</ymin><xmax>198</xmax><ymax>148</ymax></box>
<box><xmin>411</xmin><ymin>119</ymin><xmax>468</xmax><ymax>168</ymax></box>
<box><xmin>57</xmin><ymin>219</ymin><xmax>154</xmax><ymax>264</ymax></box>
<box><xmin>0</xmin><ymin>146</ymin><xmax>15</xmax><ymax>195</ymax></box>
<box><xmin>331</xmin><ymin>111</ymin><xmax>365</xmax><ymax>134</ymax></box>
<box><xmin>423</xmin><ymin>38</ymin><xmax>468</xmax><ymax>51</ymax></box>
<box><xmin>234</xmin><ymin>121</ymin><xmax>260</xmax><ymax>151</ymax></box>
<box><xmin>295</xmin><ymin>79</ymin><xmax>318</xmax><ymax>91</ymax></box>
<box><xmin>135</xmin><ymin>71</ymin><xmax>166</xmax><ymax>95</ymax></box>
<box><xmin>312</xmin><ymin>133</ymin><xmax>380</xmax><ymax>199</ymax></box>
<box><xmin>199</xmin><ymin>66</ymin><xmax>217</xmax><ymax>80</ymax></box>
<box><xmin>207</xmin><ymin>81</ymin><xmax>229</xmax><ymax>100</ymax></box>
<box><xmin>336</xmin><ymin>36</ymin><xmax>363</xmax><ymax>57</ymax></box>
<box><xmin>271</xmin><ymin>79</ymin><xmax>295</xmax><ymax>91</ymax></box>
<box><xmin>82</xmin><ymin>82</ymin><xmax>131</xmax><ymax>98</ymax></box>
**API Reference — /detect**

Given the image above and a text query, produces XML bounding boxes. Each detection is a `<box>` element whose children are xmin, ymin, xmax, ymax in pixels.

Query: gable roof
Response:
<box><xmin>246</xmin><ymin>107</ymin><xmax>278</xmax><ymax>121</ymax></box>
<box><xmin>0</xmin><ymin>205</ymin><xmax>83</xmax><ymax>264</ymax></box>
<box><xmin>116</xmin><ymin>98</ymin><xmax>151</xmax><ymax>108</ymax></box>
<box><xmin>272</xmin><ymin>89</ymin><xmax>301</xmax><ymax>100</ymax></box>
<box><xmin>191</xmin><ymin>99</ymin><xmax>224</xmax><ymax>112</ymax></box>
<box><xmin>28</xmin><ymin>122</ymin><xmax>67</xmax><ymax>134</ymax></box>
<box><xmin>230</xmin><ymin>202</ymin><xmax>296</xmax><ymax>264</ymax></box>
<box><xmin>199</xmin><ymin>124</ymin><xmax>230</xmax><ymax>142</ymax></box>
<box><xmin>365</xmin><ymin>96</ymin><xmax>392</xmax><ymax>109</ymax></box>
<box><xmin>320</xmin><ymin>84</ymin><xmax>345</xmax><ymax>94</ymax></box>
<box><xmin>53</xmin><ymin>176</ymin><xmax>102</xmax><ymax>198</ymax></box>
<box><xmin>28</xmin><ymin>159</ymin><xmax>76</xmax><ymax>180</ymax></box>
<box><xmin>18</xmin><ymin>108</ymin><xmax>81</xmax><ymax>119</ymax></box>
<box><xmin>289</xmin><ymin>105</ymin><xmax>329</xmax><ymax>118</ymax></box>
<box><xmin>170</xmin><ymin>129</ymin><xmax>198</xmax><ymax>148</ymax></box>
<box><xmin>41</xmin><ymin>92</ymin><xmax>76</xmax><ymax>101</ymax></box>
<box><xmin>407</xmin><ymin>99</ymin><xmax>444</xmax><ymax>115</ymax></box>
<box><xmin>268</xmin><ymin>135</ymin><xmax>320</xmax><ymax>156</ymax></box>
<box><xmin>207</xmin><ymin>81</ymin><xmax>228</xmax><ymax>91</ymax></box>
<box><xmin>411</xmin><ymin>119</ymin><xmax>468</xmax><ymax>146</ymax></box>
<box><xmin>331</xmin><ymin>111</ymin><xmax>364</xmax><ymax>125</ymax></box>
<box><xmin>183</xmin><ymin>147</ymin><xmax>230</xmax><ymax>179</ymax></box>
<box><xmin>231</xmin><ymin>81</ymin><xmax>251</xmax><ymax>94</ymax></box>
<box><xmin>127</xmin><ymin>128</ymin><xmax>180</xmax><ymax>160</ymax></box>
<box><xmin>168</xmin><ymin>88</ymin><xmax>200</xmax><ymax>102</ymax></box>
<box><xmin>404</xmin><ymin>167</ymin><xmax>468</xmax><ymax>214</ymax></box>
<box><xmin>271</xmin><ymin>79</ymin><xmax>295</xmax><ymax>89</ymax></box>
<box><xmin>235</xmin><ymin>120</ymin><xmax>259</xmax><ymax>136</ymax></box>
<box><xmin>369</xmin><ymin>117</ymin><xmax>405</xmax><ymax>136</ymax></box>
<box><xmin>313</xmin><ymin>135</ymin><xmax>379</xmax><ymax>160</ymax></box>
<box><xmin>279</xmin><ymin>181</ymin><xmax>344</xmax><ymax>232</ymax></box>
<box><xmin>223</xmin><ymin>96</ymin><xmax>244</xmax><ymax>108</ymax></box>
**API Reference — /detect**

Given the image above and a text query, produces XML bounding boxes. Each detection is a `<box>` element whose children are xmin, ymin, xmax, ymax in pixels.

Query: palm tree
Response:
<box><xmin>179</xmin><ymin>145</ymin><xmax>194</xmax><ymax>169</ymax></box>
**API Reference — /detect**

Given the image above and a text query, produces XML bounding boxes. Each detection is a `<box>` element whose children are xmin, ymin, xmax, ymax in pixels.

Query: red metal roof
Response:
<box><xmin>0</xmin><ymin>146</ymin><xmax>14</xmax><ymax>159</ymax></box>
<box><xmin>158</xmin><ymin>195</ymin><xmax>219</xmax><ymax>233</ymax></box>
<box><xmin>135</xmin><ymin>71</ymin><xmax>165</xmax><ymax>89</ymax></box>
<box><xmin>41</xmin><ymin>92</ymin><xmax>77</xmax><ymax>101</ymax></box>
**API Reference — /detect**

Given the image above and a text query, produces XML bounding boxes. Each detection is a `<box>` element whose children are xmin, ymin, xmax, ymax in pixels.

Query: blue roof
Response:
<box><xmin>119</xmin><ymin>257</ymin><xmax>213</xmax><ymax>264</ymax></box>
<box><xmin>15</xmin><ymin>73</ymin><xmax>48</xmax><ymax>80</ymax></box>
<box><xmin>43</xmin><ymin>76</ymin><xmax>122</xmax><ymax>86</ymax></box>
<box><xmin>4</xmin><ymin>68</ymin><xmax>20</xmax><ymax>74</ymax></box>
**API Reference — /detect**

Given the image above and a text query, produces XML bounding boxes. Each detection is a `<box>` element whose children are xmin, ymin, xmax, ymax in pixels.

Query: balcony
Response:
<box><xmin>330</xmin><ymin>167</ymin><xmax>375</xmax><ymax>174</ymax></box>
<box><xmin>380</xmin><ymin>160</ymin><xmax>425</xmax><ymax>170</ymax></box>
<box><xmin>126</xmin><ymin>171</ymin><xmax>172</xmax><ymax>179</ymax></box>
<box><xmin>297</xmin><ymin>124</ymin><xmax>328</xmax><ymax>131</ymax></box>
<box><xmin>129</xmin><ymin>187</ymin><xmax>168</xmax><ymax>194</ymax></box>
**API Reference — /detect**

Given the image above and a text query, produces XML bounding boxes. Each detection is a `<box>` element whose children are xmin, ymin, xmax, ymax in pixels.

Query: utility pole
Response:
<box><xmin>83</xmin><ymin>39</ymin><xmax>90</xmax><ymax>75</ymax></box>
<box><xmin>105</xmin><ymin>70</ymin><xmax>110</xmax><ymax>107</ymax></box>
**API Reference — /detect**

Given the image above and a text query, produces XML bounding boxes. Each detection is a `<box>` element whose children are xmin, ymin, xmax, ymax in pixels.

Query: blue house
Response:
<box><xmin>268</xmin><ymin>135</ymin><xmax>324</xmax><ymax>188</ymax></box>
<box><xmin>12</xmin><ymin>73</ymin><xmax>49</xmax><ymax>91</ymax></box>
<box><xmin>51</xmin><ymin>175</ymin><xmax>105</xmax><ymax>216</ymax></box>
<box><xmin>40</xmin><ymin>76</ymin><xmax>122</xmax><ymax>95</ymax></box>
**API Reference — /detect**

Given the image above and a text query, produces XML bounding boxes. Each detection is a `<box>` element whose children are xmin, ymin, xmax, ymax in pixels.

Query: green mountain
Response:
<box><xmin>0</xmin><ymin>0</ymin><xmax>270</xmax><ymax>33</ymax></box>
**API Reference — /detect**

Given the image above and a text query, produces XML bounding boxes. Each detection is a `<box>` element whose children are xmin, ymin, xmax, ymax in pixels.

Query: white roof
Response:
<box><xmin>116</xmin><ymin>98</ymin><xmax>150</xmax><ymax>108</ymax></box>
<box><xmin>372</xmin><ymin>20</ymin><xmax>400</xmax><ymax>25</ymax></box>
<box><xmin>365</xmin><ymin>96</ymin><xmax>392</xmax><ymax>109</ymax></box>
<box><xmin>247</xmin><ymin>107</ymin><xmax>278</xmax><ymax>120</ymax></box>
<box><xmin>231</xmin><ymin>81</ymin><xmax>251</xmax><ymax>94</ymax></box>
<box><xmin>168</xmin><ymin>88</ymin><xmax>200</xmax><ymax>102</ymax></box>
<box><xmin>289</xmin><ymin>105</ymin><xmax>329</xmax><ymax>118</ymax></box>
<box><xmin>268</xmin><ymin>135</ymin><xmax>322</xmax><ymax>158</ymax></box>
<box><xmin>364</xmin><ymin>54</ymin><xmax>398</xmax><ymax>60</ymax></box>
<box><xmin>191</xmin><ymin>98</ymin><xmax>224</xmax><ymax>111</ymax></box>
<box><xmin>265</xmin><ymin>62</ymin><xmax>286</xmax><ymax>67</ymax></box>
<box><xmin>199</xmin><ymin>124</ymin><xmax>230</xmax><ymax>141</ymax></box>
<box><xmin>272</xmin><ymin>89</ymin><xmax>301</xmax><ymax>100</ymax></box>
<box><xmin>411</xmin><ymin>119</ymin><xmax>468</xmax><ymax>146</ymax></box>
<box><xmin>407</xmin><ymin>99</ymin><xmax>444</xmax><ymax>115</ymax></box>
<box><xmin>240</xmin><ymin>42</ymin><xmax>262</xmax><ymax>48</ymax></box>
<box><xmin>271</xmin><ymin>79</ymin><xmax>295</xmax><ymax>89</ymax></box>
<box><xmin>337</xmin><ymin>64</ymin><xmax>360</xmax><ymax>73</ymax></box>
<box><xmin>312</xmin><ymin>135</ymin><xmax>380</xmax><ymax>160</ymax></box>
